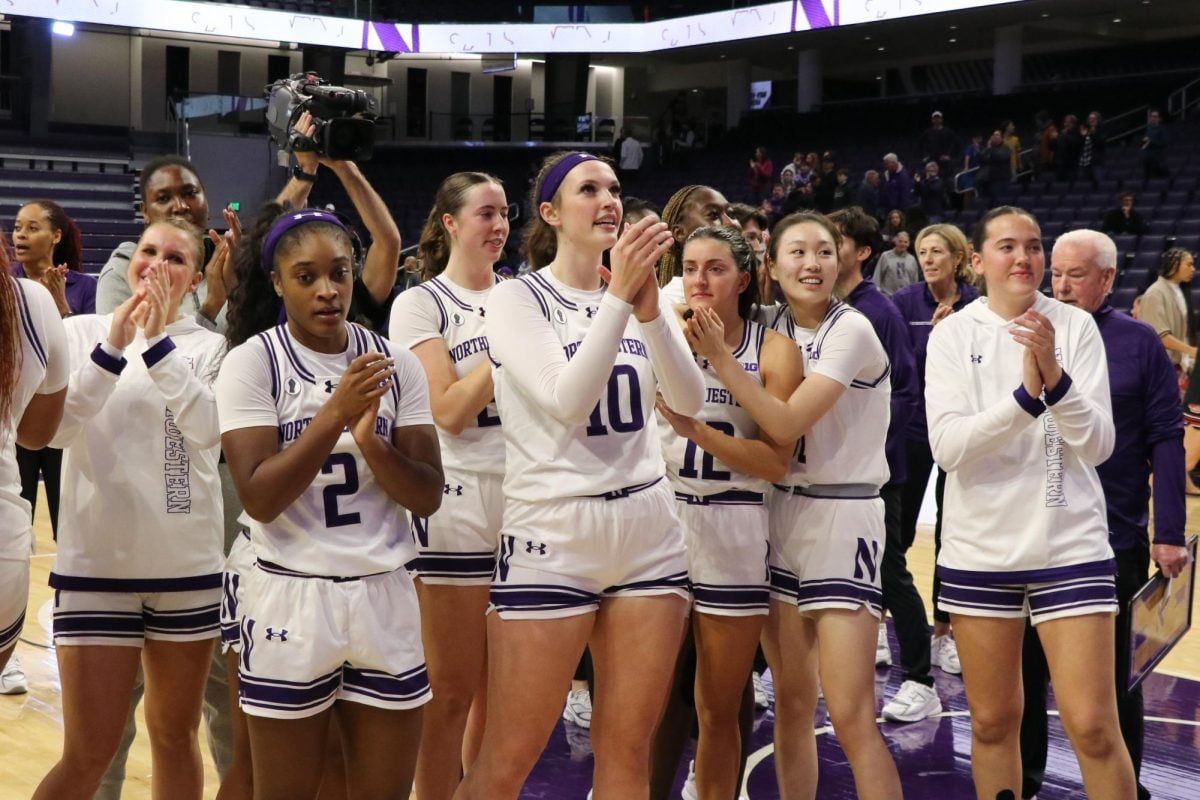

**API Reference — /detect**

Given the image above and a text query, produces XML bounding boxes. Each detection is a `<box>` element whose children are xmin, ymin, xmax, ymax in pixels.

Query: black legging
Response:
<box><xmin>16</xmin><ymin>444</ymin><xmax>62</xmax><ymax>539</ymax></box>
<box><xmin>898</xmin><ymin>437</ymin><xmax>948</xmax><ymax>624</ymax></box>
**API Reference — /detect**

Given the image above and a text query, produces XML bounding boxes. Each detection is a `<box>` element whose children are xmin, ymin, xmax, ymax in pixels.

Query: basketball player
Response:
<box><xmin>0</xmin><ymin>271</ymin><xmax>68</xmax><ymax>693</ymax></box>
<box><xmin>388</xmin><ymin>172</ymin><xmax>510</xmax><ymax>799</ymax></box>
<box><xmin>34</xmin><ymin>219</ymin><xmax>226</xmax><ymax>800</ymax></box>
<box><xmin>453</xmin><ymin>151</ymin><xmax>704</xmax><ymax>800</ymax></box>
<box><xmin>217</xmin><ymin>205</ymin><xmax>443</xmax><ymax>799</ymax></box>
<box><xmin>925</xmin><ymin>206</ymin><xmax>1136</xmax><ymax>800</ymax></box>
<box><xmin>685</xmin><ymin>212</ymin><xmax>903</xmax><ymax>799</ymax></box>
<box><xmin>658</xmin><ymin>225</ymin><xmax>802</xmax><ymax>798</ymax></box>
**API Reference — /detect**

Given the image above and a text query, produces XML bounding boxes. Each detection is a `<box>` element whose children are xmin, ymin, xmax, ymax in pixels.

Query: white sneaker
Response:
<box><xmin>752</xmin><ymin>671</ymin><xmax>769</xmax><ymax>708</ymax></box>
<box><xmin>0</xmin><ymin>654</ymin><xmax>27</xmax><ymax>695</ymax></box>
<box><xmin>562</xmin><ymin>688</ymin><xmax>592</xmax><ymax>728</ymax></box>
<box><xmin>881</xmin><ymin>680</ymin><xmax>942</xmax><ymax>722</ymax></box>
<box><xmin>931</xmin><ymin>634</ymin><xmax>962</xmax><ymax>675</ymax></box>
<box><xmin>875</xmin><ymin>624</ymin><xmax>892</xmax><ymax>668</ymax></box>
<box><xmin>681</xmin><ymin>760</ymin><xmax>697</xmax><ymax>800</ymax></box>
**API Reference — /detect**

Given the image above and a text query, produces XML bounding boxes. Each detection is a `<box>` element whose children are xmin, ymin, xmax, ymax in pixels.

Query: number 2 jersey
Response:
<box><xmin>387</xmin><ymin>275</ymin><xmax>504</xmax><ymax>476</ymax></box>
<box><xmin>659</xmin><ymin>320</ymin><xmax>769</xmax><ymax>497</ymax></box>
<box><xmin>0</xmin><ymin>279</ymin><xmax>68</xmax><ymax>556</ymax></box>
<box><xmin>486</xmin><ymin>270</ymin><xmax>704</xmax><ymax>503</ymax></box>
<box><xmin>215</xmin><ymin>322</ymin><xmax>433</xmax><ymax>577</ymax></box>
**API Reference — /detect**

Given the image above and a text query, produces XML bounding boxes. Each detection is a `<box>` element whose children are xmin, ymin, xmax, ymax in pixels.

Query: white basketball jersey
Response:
<box><xmin>771</xmin><ymin>301</ymin><xmax>891</xmax><ymax>488</ymax></box>
<box><xmin>388</xmin><ymin>275</ymin><xmax>504</xmax><ymax>476</ymax></box>
<box><xmin>660</xmin><ymin>320</ymin><xmax>768</xmax><ymax>496</ymax></box>
<box><xmin>0</xmin><ymin>279</ymin><xmax>68</xmax><ymax>555</ymax></box>
<box><xmin>216</xmin><ymin>322</ymin><xmax>433</xmax><ymax>576</ymax></box>
<box><xmin>490</xmin><ymin>271</ymin><xmax>665</xmax><ymax>502</ymax></box>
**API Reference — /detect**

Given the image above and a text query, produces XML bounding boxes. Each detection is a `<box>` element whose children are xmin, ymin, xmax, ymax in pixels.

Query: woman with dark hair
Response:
<box><xmin>455</xmin><ymin>151</ymin><xmax>703</xmax><ymax>799</ymax></box>
<box><xmin>687</xmin><ymin>211</ymin><xmax>902</xmax><ymax>800</ymax></box>
<box><xmin>657</xmin><ymin>225</ymin><xmax>802</xmax><ymax>799</ymax></box>
<box><xmin>11</xmin><ymin>200</ymin><xmax>94</xmax><ymax>539</ymax></box>
<box><xmin>387</xmin><ymin>171</ymin><xmax>510</xmax><ymax>800</ymax></box>
<box><xmin>218</xmin><ymin>201</ymin><xmax>442</xmax><ymax>799</ymax></box>
<box><xmin>925</xmin><ymin>206</ymin><xmax>1135</xmax><ymax>800</ymax></box>
<box><xmin>656</xmin><ymin>185</ymin><xmax>737</xmax><ymax>306</ymax></box>
<box><xmin>0</xmin><ymin>248</ymin><xmax>68</xmax><ymax>697</ymax></box>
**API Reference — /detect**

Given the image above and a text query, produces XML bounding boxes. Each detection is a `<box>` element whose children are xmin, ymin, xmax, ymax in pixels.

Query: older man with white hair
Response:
<box><xmin>879</xmin><ymin>152</ymin><xmax>913</xmax><ymax>214</ymax></box>
<box><xmin>1019</xmin><ymin>228</ymin><xmax>1191</xmax><ymax>800</ymax></box>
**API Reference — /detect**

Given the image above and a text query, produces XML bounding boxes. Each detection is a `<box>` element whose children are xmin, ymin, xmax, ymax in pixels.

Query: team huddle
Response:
<box><xmin>2</xmin><ymin>149</ymin><xmax>1150</xmax><ymax>800</ymax></box>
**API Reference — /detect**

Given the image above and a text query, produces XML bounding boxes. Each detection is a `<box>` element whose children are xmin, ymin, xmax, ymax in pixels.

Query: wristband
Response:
<box><xmin>292</xmin><ymin>165</ymin><xmax>317</xmax><ymax>183</ymax></box>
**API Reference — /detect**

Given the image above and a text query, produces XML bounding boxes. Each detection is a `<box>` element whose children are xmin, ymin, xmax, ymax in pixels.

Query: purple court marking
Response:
<box><xmin>521</xmin><ymin>623</ymin><xmax>1200</xmax><ymax>799</ymax></box>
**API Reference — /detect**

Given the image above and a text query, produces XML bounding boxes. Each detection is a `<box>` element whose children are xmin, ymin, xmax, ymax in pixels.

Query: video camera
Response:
<box><xmin>265</xmin><ymin>72</ymin><xmax>378</xmax><ymax>162</ymax></box>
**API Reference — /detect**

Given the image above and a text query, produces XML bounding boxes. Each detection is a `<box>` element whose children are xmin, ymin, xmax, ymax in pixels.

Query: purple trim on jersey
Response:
<box><xmin>604</xmin><ymin>571</ymin><xmax>689</xmax><ymax>594</ymax></box>
<box><xmin>731</xmin><ymin>320</ymin><xmax>753</xmax><ymax>359</ymax></box>
<box><xmin>430</xmin><ymin>276</ymin><xmax>475</xmax><ymax>311</ymax></box>
<box><xmin>90</xmin><ymin>343</ymin><xmax>127</xmax><ymax>375</ymax></box>
<box><xmin>528</xmin><ymin>270</ymin><xmax>580</xmax><ymax>310</ymax></box>
<box><xmin>365</xmin><ymin>328</ymin><xmax>402</xmax><ymax>409</ymax></box>
<box><xmin>274</xmin><ymin>325</ymin><xmax>316</xmax><ymax>383</ymax></box>
<box><xmin>674</xmin><ymin>490</ymin><xmax>764</xmax><ymax>506</ymax></box>
<box><xmin>415</xmin><ymin>283</ymin><xmax>449</xmax><ymax>334</ymax></box>
<box><xmin>1013</xmin><ymin>384</ymin><xmax>1046</xmax><ymax>418</ymax></box>
<box><xmin>1028</xmin><ymin>576</ymin><xmax>1117</xmax><ymax>615</ymax></box>
<box><xmin>490</xmin><ymin>584</ymin><xmax>598</xmax><ymax>612</ymax></box>
<box><xmin>517</xmin><ymin>276</ymin><xmax>552</xmax><ymax>322</ymax></box>
<box><xmin>141</xmin><ymin>335</ymin><xmax>176</xmax><ymax>368</ymax></box>
<box><xmin>48</xmin><ymin>572</ymin><xmax>223</xmax><ymax>592</ymax></box>
<box><xmin>411</xmin><ymin>552</ymin><xmax>496</xmax><ymax>580</ymax></box>
<box><xmin>143</xmin><ymin>603</ymin><xmax>220</xmax><ymax>636</ymax></box>
<box><xmin>936</xmin><ymin>557</ymin><xmax>1116</xmax><ymax>585</ymax></box>
<box><xmin>341</xmin><ymin>663</ymin><xmax>430</xmax><ymax>704</ymax></box>
<box><xmin>1044</xmin><ymin>370</ymin><xmax>1073</xmax><ymax>406</ymax></box>
<box><xmin>221</xmin><ymin>569</ymin><xmax>241</xmax><ymax>646</ymax></box>
<box><xmin>940</xmin><ymin>574</ymin><xmax>1117</xmax><ymax>620</ymax></box>
<box><xmin>692</xmin><ymin>583</ymin><xmax>769</xmax><ymax>612</ymax></box>
<box><xmin>238</xmin><ymin>667</ymin><xmax>343</xmax><ymax>713</ymax></box>
<box><xmin>0</xmin><ymin>609</ymin><xmax>25</xmax><ymax>650</ymax></box>
<box><xmin>13</xmin><ymin>280</ymin><xmax>47</xmax><ymax>367</ymax></box>
<box><xmin>255</xmin><ymin>332</ymin><xmax>281</xmax><ymax>400</ymax></box>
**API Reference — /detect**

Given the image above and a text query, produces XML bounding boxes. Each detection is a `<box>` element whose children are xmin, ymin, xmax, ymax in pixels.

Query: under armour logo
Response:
<box><xmin>444</xmin><ymin>484</ymin><xmax>463</xmax><ymax>496</ymax></box>
<box><xmin>264</xmin><ymin>628</ymin><xmax>288</xmax><ymax>642</ymax></box>
<box><xmin>324</xmin><ymin>379</ymin><xmax>338</xmax><ymax>393</ymax></box>
<box><xmin>585</xmin><ymin>306</ymin><xmax>599</xmax><ymax>319</ymax></box>
<box><xmin>525</xmin><ymin>540</ymin><xmax>547</xmax><ymax>555</ymax></box>
<box><xmin>477</xmin><ymin>307</ymin><xmax>487</xmax><ymax>318</ymax></box>
<box><xmin>970</xmin><ymin>354</ymin><xmax>983</xmax><ymax>364</ymax></box>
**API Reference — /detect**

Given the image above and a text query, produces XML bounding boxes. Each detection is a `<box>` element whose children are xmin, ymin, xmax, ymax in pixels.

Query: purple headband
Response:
<box><xmin>261</xmin><ymin>209</ymin><xmax>348</xmax><ymax>272</ymax></box>
<box><xmin>537</xmin><ymin>152</ymin><xmax>598</xmax><ymax>205</ymax></box>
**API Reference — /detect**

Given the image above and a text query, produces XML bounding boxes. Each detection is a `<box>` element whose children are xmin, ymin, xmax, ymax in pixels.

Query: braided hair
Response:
<box><xmin>657</xmin><ymin>185</ymin><xmax>709</xmax><ymax>288</ymax></box>
<box><xmin>0</xmin><ymin>239</ymin><xmax>18</xmax><ymax>427</ymax></box>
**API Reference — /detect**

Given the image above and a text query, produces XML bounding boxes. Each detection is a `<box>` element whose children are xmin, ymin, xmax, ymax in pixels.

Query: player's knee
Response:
<box><xmin>1060</xmin><ymin>710</ymin><xmax>1123</xmax><ymax>760</ymax></box>
<box><xmin>971</xmin><ymin>704</ymin><xmax>1020</xmax><ymax>747</ymax></box>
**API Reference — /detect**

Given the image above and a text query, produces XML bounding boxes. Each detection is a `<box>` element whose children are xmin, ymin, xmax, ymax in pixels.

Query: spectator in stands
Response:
<box><xmin>1023</xmin><ymin>228</ymin><xmax>1190</xmax><ymax>800</ymax></box>
<box><xmin>1138</xmin><ymin>247</ymin><xmax>1196</xmax><ymax>368</ymax></box>
<box><xmin>1035</xmin><ymin>110</ymin><xmax>1057</xmax><ymax>177</ymax></box>
<box><xmin>672</xmin><ymin>121</ymin><xmax>697</xmax><ymax>168</ymax></box>
<box><xmin>830</xmin><ymin>167</ymin><xmax>854</xmax><ymax>212</ymax></box>
<box><xmin>763</xmin><ymin>184</ymin><xmax>786</xmax><ymax>223</ymax></box>
<box><xmin>875</xmin><ymin>231</ymin><xmax>921</xmax><ymax>297</ymax></box>
<box><xmin>395</xmin><ymin>254</ymin><xmax>423</xmax><ymax>295</ymax></box>
<box><xmin>857</xmin><ymin>169</ymin><xmax>883</xmax><ymax>220</ymax></box>
<box><xmin>919</xmin><ymin>111</ymin><xmax>959</xmax><ymax>178</ymax></box>
<box><xmin>781</xmin><ymin>173</ymin><xmax>816</xmax><ymax>214</ymax></box>
<box><xmin>1002</xmin><ymin>121</ymin><xmax>1022</xmax><ymax>175</ymax></box>
<box><xmin>914</xmin><ymin>161</ymin><xmax>948</xmax><ymax>222</ymax></box>
<box><xmin>1101</xmin><ymin>193</ymin><xmax>1148</xmax><ymax>237</ymax></box>
<box><xmin>96</xmin><ymin>155</ymin><xmax>239</xmax><ymax>329</ymax></box>
<box><xmin>1079</xmin><ymin>111</ymin><xmax>1107</xmax><ymax>184</ymax></box>
<box><xmin>748</xmin><ymin>146</ymin><xmax>774</xmax><ymax>203</ymax></box>
<box><xmin>1054</xmin><ymin>114</ymin><xmax>1083</xmax><ymax>182</ymax></box>
<box><xmin>961</xmin><ymin>134</ymin><xmax>983</xmax><ymax>193</ymax></box>
<box><xmin>779</xmin><ymin>152</ymin><xmax>804</xmax><ymax>191</ymax></box>
<box><xmin>881</xmin><ymin>209</ymin><xmax>907</xmax><ymax>248</ymax></box>
<box><xmin>975</xmin><ymin>130</ymin><xmax>1013</xmax><ymax>203</ymax></box>
<box><xmin>618</xmin><ymin>127</ymin><xmax>644</xmax><ymax>183</ymax></box>
<box><xmin>880</xmin><ymin>153</ymin><xmax>914</xmax><ymax>213</ymax></box>
<box><xmin>10</xmin><ymin>200</ymin><xmax>92</xmax><ymax>541</ymax></box>
<box><xmin>814</xmin><ymin>155</ymin><xmax>838</xmax><ymax>213</ymax></box>
<box><xmin>1142</xmin><ymin>109</ymin><xmax>1170</xmax><ymax>179</ymax></box>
